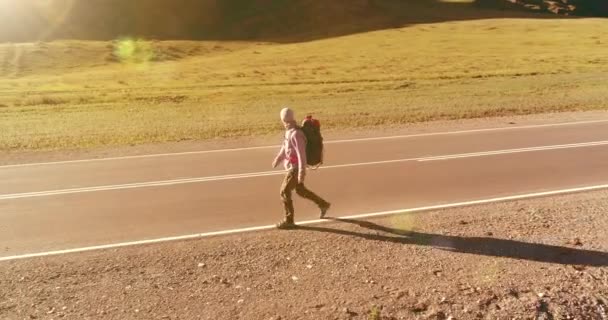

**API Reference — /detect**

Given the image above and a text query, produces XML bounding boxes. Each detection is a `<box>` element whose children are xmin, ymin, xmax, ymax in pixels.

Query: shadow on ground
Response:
<box><xmin>297</xmin><ymin>218</ymin><xmax>608</xmax><ymax>267</ymax></box>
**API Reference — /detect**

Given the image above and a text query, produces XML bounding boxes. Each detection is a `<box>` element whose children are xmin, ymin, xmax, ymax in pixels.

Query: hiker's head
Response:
<box><xmin>280</xmin><ymin>107</ymin><xmax>296</xmax><ymax>127</ymax></box>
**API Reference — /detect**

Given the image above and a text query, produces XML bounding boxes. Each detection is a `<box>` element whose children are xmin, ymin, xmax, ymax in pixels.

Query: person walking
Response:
<box><xmin>272</xmin><ymin>107</ymin><xmax>330</xmax><ymax>229</ymax></box>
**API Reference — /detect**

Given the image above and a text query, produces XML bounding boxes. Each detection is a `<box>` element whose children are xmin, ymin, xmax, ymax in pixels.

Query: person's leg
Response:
<box><xmin>278</xmin><ymin>169</ymin><xmax>298</xmax><ymax>228</ymax></box>
<box><xmin>295</xmin><ymin>183</ymin><xmax>331</xmax><ymax>218</ymax></box>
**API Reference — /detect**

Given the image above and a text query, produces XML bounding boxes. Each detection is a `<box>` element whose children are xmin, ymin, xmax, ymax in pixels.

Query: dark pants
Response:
<box><xmin>280</xmin><ymin>168</ymin><xmax>328</xmax><ymax>222</ymax></box>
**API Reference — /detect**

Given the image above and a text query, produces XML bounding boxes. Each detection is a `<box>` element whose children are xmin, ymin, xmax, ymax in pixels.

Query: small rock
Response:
<box><xmin>197</xmin><ymin>263</ymin><xmax>206</xmax><ymax>268</ymax></box>
<box><xmin>29</xmin><ymin>315</ymin><xmax>37</xmax><ymax>319</ymax></box>
<box><xmin>343</xmin><ymin>308</ymin><xmax>357</xmax><ymax>316</ymax></box>
<box><xmin>433</xmin><ymin>269</ymin><xmax>443</xmax><ymax>276</ymax></box>
<box><xmin>306</xmin><ymin>265</ymin><xmax>313</xmax><ymax>269</ymax></box>
<box><xmin>47</xmin><ymin>308</ymin><xmax>55</xmax><ymax>314</ymax></box>
<box><xmin>440</xmin><ymin>297</ymin><xmax>448</xmax><ymax>304</ymax></box>
<box><xmin>486</xmin><ymin>232</ymin><xmax>494</xmax><ymax>236</ymax></box>
<box><xmin>237</xmin><ymin>299</ymin><xmax>244</xmax><ymax>304</ymax></box>
<box><xmin>291</xmin><ymin>276</ymin><xmax>299</xmax><ymax>282</ymax></box>
<box><xmin>572</xmin><ymin>238</ymin><xmax>583</xmax><ymax>246</ymax></box>
<box><xmin>411</xmin><ymin>302</ymin><xmax>428</xmax><ymax>312</ymax></box>
<box><xmin>507</xmin><ymin>288</ymin><xmax>519</xmax><ymax>298</ymax></box>
<box><xmin>463</xmin><ymin>289</ymin><xmax>475</xmax><ymax>296</ymax></box>
<box><xmin>538</xmin><ymin>293</ymin><xmax>545</xmax><ymax>298</ymax></box>
<box><xmin>459</xmin><ymin>220</ymin><xmax>468</xmax><ymax>225</ymax></box>
<box><xmin>427</xmin><ymin>311</ymin><xmax>447</xmax><ymax>320</ymax></box>
<box><xmin>135</xmin><ymin>309</ymin><xmax>140</xmax><ymax>313</ymax></box>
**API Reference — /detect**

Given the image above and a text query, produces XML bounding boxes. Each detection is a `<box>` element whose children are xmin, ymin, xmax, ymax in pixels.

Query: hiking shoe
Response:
<box><xmin>319</xmin><ymin>203</ymin><xmax>331</xmax><ymax>219</ymax></box>
<box><xmin>276</xmin><ymin>219</ymin><xmax>296</xmax><ymax>229</ymax></box>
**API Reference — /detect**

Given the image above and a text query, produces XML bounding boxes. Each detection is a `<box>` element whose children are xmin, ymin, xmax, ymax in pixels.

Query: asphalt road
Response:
<box><xmin>2</xmin><ymin>120</ymin><xmax>608</xmax><ymax>259</ymax></box>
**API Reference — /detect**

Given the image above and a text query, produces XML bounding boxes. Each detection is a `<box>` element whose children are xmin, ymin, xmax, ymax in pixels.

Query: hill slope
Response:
<box><xmin>0</xmin><ymin>1</ymin><xmax>606</xmax><ymax>151</ymax></box>
<box><xmin>0</xmin><ymin>0</ymin><xmax>554</xmax><ymax>43</ymax></box>
<box><xmin>476</xmin><ymin>0</ymin><xmax>608</xmax><ymax>16</ymax></box>
<box><xmin>1</xmin><ymin>16</ymin><xmax>607</xmax><ymax>151</ymax></box>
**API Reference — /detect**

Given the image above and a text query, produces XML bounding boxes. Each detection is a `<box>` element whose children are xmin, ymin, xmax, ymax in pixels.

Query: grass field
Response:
<box><xmin>0</xmin><ymin>12</ymin><xmax>607</xmax><ymax>150</ymax></box>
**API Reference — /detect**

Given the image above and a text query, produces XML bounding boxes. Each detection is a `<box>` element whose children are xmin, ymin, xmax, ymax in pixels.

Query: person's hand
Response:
<box><xmin>272</xmin><ymin>158</ymin><xmax>280</xmax><ymax>168</ymax></box>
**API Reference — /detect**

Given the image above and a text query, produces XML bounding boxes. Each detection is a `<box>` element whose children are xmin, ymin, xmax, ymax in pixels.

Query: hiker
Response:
<box><xmin>272</xmin><ymin>107</ymin><xmax>330</xmax><ymax>229</ymax></box>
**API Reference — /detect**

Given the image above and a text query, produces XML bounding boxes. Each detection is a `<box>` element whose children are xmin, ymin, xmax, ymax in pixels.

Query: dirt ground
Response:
<box><xmin>1</xmin><ymin>189</ymin><xmax>608</xmax><ymax>319</ymax></box>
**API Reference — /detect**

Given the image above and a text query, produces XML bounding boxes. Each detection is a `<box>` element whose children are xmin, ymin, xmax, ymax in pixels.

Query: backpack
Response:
<box><xmin>300</xmin><ymin>115</ymin><xmax>324</xmax><ymax>168</ymax></box>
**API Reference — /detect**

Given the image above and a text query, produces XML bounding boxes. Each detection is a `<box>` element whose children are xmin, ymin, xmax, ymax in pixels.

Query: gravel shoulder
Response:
<box><xmin>2</xmin><ymin>190</ymin><xmax>608</xmax><ymax>319</ymax></box>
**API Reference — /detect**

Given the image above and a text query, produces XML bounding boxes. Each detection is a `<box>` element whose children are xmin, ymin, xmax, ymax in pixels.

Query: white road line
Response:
<box><xmin>2</xmin><ymin>140</ymin><xmax>608</xmax><ymax>201</ymax></box>
<box><xmin>2</xmin><ymin>119</ymin><xmax>608</xmax><ymax>169</ymax></box>
<box><xmin>418</xmin><ymin>140</ymin><xmax>608</xmax><ymax>162</ymax></box>
<box><xmin>2</xmin><ymin>183</ymin><xmax>608</xmax><ymax>262</ymax></box>
<box><xmin>0</xmin><ymin>171</ymin><xmax>283</xmax><ymax>200</ymax></box>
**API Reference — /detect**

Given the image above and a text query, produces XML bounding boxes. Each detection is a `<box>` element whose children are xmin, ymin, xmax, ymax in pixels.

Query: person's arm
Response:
<box><xmin>293</xmin><ymin>130</ymin><xmax>307</xmax><ymax>183</ymax></box>
<box><xmin>272</xmin><ymin>144</ymin><xmax>286</xmax><ymax>168</ymax></box>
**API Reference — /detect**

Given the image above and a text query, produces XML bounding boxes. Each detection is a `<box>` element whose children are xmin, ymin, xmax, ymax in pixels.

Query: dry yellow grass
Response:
<box><xmin>0</xmin><ymin>17</ymin><xmax>607</xmax><ymax>151</ymax></box>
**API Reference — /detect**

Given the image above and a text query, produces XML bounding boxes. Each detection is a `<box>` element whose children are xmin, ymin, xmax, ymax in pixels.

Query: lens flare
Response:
<box><xmin>31</xmin><ymin>0</ymin><xmax>76</xmax><ymax>41</ymax></box>
<box><xmin>113</xmin><ymin>38</ymin><xmax>156</xmax><ymax>67</ymax></box>
<box><xmin>477</xmin><ymin>261</ymin><xmax>503</xmax><ymax>285</ymax></box>
<box><xmin>389</xmin><ymin>213</ymin><xmax>417</xmax><ymax>234</ymax></box>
